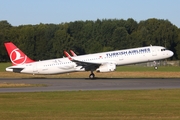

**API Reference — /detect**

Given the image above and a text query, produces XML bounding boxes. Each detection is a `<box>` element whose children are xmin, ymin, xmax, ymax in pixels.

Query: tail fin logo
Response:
<box><xmin>10</xmin><ymin>48</ymin><xmax>27</xmax><ymax>65</ymax></box>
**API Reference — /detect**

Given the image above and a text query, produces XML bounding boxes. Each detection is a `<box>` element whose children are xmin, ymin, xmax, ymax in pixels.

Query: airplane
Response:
<box><xmin>4</xmin><ymin>42</ymin><xmax>174</xmax><ymax>79</ymax></box>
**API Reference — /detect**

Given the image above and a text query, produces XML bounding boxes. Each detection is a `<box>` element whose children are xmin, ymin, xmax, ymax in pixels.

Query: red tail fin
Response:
<box><xmin>4</xmin><ymin>42</ymin><xmax>35</xmax><ymax>66</ymax></box>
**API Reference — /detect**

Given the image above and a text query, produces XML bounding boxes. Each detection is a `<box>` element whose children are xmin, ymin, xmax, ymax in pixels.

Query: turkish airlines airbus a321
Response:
<box><xmin>4</xmin><ymin>42</ymin><xmax>173</xmax><ymax>79</ymax></box>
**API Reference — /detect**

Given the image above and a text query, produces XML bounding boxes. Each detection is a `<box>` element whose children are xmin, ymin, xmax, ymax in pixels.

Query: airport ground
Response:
<box><xmin>0</xmin><ymin>64</ymin><xmax>180</xmax><ymax>120</ymax></box>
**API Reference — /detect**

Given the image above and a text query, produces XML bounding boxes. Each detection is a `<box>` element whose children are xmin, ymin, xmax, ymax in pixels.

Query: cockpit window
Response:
<box><xmin>161</xmin><ymin>49</ymin><xmax>166</xmax><ymax>51</ymax></box>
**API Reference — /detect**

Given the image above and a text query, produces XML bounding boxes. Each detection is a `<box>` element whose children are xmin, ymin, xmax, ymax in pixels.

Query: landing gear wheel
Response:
<box><xmin>89</xmin><ymin>73</ymin><xmax>95</xmax><ymax>79</ymax></box>
<box><xmin>154</xmin><ymin>66</ymin><xmax>158</xmax><ymax>70</ymax></box>
<box><xmin>153</xmin><ymin>61</ymin><xmax>158</xmax><ymax>70</ymax></box>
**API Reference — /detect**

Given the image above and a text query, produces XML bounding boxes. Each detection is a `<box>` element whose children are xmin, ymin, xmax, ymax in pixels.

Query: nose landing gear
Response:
<box><xmin>153</xmin><ymin>61</ymin><xmax>158</xmax><ymax>70</ymax></box>
<box><xmin>154</xmin><ymin>66</ymin><xmax>158</xmax><ymax>70</ymax></box>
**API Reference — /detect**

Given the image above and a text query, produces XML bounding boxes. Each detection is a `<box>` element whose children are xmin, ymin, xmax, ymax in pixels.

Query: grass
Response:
<box><xmin>1</xmin><ymin>62</ymin><xmax>180</xmax><ymax>78</ymax></box>
<box><xmin>0</xmin><ymin>83</ymin><xmax>46</xmax><ymax>88</ymax></box>
<box><xmin>0</xmin><ymin>62</ymin><xmax>11</xmax><ymax>72</ymax></box>
<box><xmin>0</xmin><ymin>90</ymin><xmax>180</xmax><ymax>120</ymax></box>
<box><xmin>1</xmin><ymin>62</ymin><xmax>180</xmax><ymax>72</ymax></box>
<box><xmin>0</xmin><ymin>71</ymin><xmax>180</xmax><ymax>78</ymax></box>
<box><xmin>116</xmin><ymin>65</ymin><xmax>180</xmax><ymax>72</ymax></box>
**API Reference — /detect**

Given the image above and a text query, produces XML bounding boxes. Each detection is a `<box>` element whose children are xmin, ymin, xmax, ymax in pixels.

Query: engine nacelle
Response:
<box><xmin>96</xmin><ymin>63</ymin><xmax>116</xmax><ymax>72</ymax></box>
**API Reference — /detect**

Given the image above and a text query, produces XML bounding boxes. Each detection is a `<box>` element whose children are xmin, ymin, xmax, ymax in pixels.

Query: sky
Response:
<box><xmin>0</xmin><ymin>0</ymin><xmax>180</xmax><ymax>28</ymax></box>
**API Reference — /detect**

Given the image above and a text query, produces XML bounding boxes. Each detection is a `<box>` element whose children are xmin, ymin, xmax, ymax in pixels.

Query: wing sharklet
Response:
<box><xmin>64</xmin><ymin>51</ymin><xmax>73</xmax><ymax>60</ymax></box>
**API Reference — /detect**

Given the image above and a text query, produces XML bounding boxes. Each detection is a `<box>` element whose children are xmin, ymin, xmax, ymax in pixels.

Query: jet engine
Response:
<box><xmin>96</xmin><ymin>63</ymin><xmax>116</xmax><ymax>72</ymax></box>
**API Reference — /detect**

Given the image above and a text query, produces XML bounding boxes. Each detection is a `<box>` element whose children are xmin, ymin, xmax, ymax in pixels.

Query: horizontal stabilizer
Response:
<box><xmin>6</xmin><ymin>67</ymin><xmax>24</xmax><ymax>73</ymax></box>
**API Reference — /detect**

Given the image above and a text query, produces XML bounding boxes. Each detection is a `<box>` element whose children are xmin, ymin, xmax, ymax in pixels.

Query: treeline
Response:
<box><xmin>0</xmin><ymin>18</ymin><xmax>180</xmax><ymax>62</ymax></box>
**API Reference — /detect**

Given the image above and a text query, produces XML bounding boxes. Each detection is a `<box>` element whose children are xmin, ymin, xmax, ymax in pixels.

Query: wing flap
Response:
<box><xmin>72</xmin><ymin>59</ymin><xmax>101</xmax><ymax>71</ymax></box>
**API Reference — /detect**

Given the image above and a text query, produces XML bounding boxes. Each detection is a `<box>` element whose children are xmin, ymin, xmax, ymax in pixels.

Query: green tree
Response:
<box><xmin>111</xmin><ymin>27</ymin><xmax>129</xmax><ymax>50</ymax></box>
<box><xmin>125</xmin><ymin>18</ymin><xmax>138</xmax><ymax>34</ymax></box>
<box><xmin>0</xmin><ymin>20</ymin><xmax>12</xmax><ymax>62</ymax></box>
<box><xmin>1</xmin><ymin>18</ymin><xmax>180</xmax><ymax>61</ymax></box>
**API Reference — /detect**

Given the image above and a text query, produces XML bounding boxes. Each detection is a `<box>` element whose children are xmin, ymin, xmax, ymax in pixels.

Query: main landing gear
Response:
<box><xmin>89</xmin><ymin>71</ymin><xmax>95</xmax><ymax>79</ymax></box>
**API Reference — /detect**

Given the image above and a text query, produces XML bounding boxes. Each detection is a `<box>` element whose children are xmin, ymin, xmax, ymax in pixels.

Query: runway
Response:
<box><xmin>0</xmin><ymin>78</ymin><xmax>180</xmax><ymax>92</ymax></box>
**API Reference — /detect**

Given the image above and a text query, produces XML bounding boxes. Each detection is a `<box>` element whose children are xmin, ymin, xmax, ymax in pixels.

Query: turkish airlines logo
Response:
<box><xmin>10</xmin><ymin>48</ymin><xmax>27</xmax><ymax>65</ymax></box>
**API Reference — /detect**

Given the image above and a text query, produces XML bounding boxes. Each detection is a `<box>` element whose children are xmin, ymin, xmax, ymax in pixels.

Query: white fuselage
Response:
<box><xmin>6</xmin><ymin>46</ymin><xmax>173</xmax><ymax>74</ymax></box>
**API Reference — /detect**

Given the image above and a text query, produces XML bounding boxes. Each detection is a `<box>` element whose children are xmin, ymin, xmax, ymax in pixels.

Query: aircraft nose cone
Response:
<box><xmin>169</xmin><ymin>51</ymin><xmax>174</xmax><ymax>57</ymax></box>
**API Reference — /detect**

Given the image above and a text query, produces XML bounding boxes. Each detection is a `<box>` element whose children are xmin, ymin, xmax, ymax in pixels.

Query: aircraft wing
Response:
<box><xmin>64</xmin><ymin>51</ymin><xmax>101</xmax><ymax>71</ymax></box>
<box><xmin>70</xmin><ymin>50</ymin><xmax>77</xmax><ymax>57</ymax></box>
<box><xmin>72</xmin><ymin>59</ymin><xmax>101</xmax><ymax>71</ymax></box>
